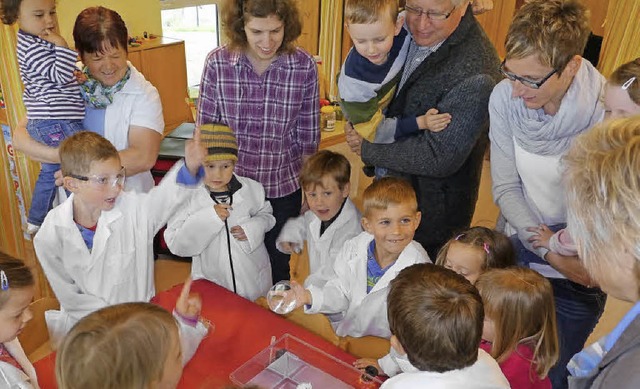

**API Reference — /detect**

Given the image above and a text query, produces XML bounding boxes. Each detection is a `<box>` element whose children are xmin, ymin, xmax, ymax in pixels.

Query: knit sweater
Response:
<box><xmin>360</xmin><ymin>9</ymin><xmax>500</xmax><ymax>256</ymax></box>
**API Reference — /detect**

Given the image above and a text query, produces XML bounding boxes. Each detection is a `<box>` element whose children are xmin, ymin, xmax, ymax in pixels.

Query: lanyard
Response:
<box><xmin>212</xmin><ymin>193</ymin><xmax>237</xmax><ymax>294</ymax></box>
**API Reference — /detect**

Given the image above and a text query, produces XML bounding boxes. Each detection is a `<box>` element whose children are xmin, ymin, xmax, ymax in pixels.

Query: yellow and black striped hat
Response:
<box><xmin>200</xmin><ymin>124</ymin><xmax>238</xmax><ymax>162</ymax></box>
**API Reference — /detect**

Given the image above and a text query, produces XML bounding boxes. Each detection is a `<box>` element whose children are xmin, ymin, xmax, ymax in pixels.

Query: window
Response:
<box><xmin>160</xmin><ymin>0</ymin><xmax>220</xmax><ymax>86</ymax></box>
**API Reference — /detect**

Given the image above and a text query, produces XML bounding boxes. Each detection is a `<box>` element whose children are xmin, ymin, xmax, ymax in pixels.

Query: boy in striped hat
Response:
<box><xmin>165</xmin><ymin>124</ymin><xmax>276</xmax><ymax>300</ymax></box>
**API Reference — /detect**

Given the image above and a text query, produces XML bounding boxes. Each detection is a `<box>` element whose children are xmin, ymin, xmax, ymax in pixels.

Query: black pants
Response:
<box><xmin>265</xmin><ymin>189</ymin><xmax>302</xmax><ymax>283</ymax></box>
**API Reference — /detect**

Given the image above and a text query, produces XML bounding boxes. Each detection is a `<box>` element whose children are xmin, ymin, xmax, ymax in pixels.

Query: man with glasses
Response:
<box><xmin>346</xmin><ymin>0</ymin><xmax>500</xmax><ymax>261</ymax></box>
<box><xmin>487</xmin><ymin>1</ymin><xmax>607</xmax><ymax>388</ymax></box>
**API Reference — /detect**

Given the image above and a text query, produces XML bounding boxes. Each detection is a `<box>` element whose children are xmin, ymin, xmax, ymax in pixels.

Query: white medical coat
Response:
<box><xmin>164</xmin><ymin>175</ymin><xmax>275</xmax><ymax>301</ymax></box>
<box><xmin>306</xmin><ymin>232</ymin><xmax>430</xmax><ymax>337</ymax></box>
<box><xmin>34</xmin><ymin>161</ymin><xmax>201</xmax><ymax>344</ymax></box>
<box><xmin>0</xmin><ymin>339</ymin><xmax>39</xmax><ymax>389</ymax></box>
<box><xmin>380</xmin><ymin>349</ymin><xmax>509</xmax><ymax>388</ymax></box>
<box><xmin>276</xmin><ymin>198</ymin><xmax>362</xmax><ymax>289</ymax></box>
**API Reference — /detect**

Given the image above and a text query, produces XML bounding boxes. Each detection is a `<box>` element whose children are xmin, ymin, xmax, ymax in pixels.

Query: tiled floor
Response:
<box><xmin>154</xmin><ymin>152</ymin><xmax>632</xmax><ymax>348</ymax></box>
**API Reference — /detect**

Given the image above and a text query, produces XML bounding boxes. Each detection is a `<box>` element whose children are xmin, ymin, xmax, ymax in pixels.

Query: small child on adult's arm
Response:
<box><xmin>356</xmin><ymin>226</ymin><xmax>516</xmax><ymax>376</ymax></box>
<box><xmin>165</xmin><ymin>124</ymin><xmax>275</xmax><ymax>301</ymax></box>
<box><xmin>1</xmin><ymin>0</ymin><xmax>85</xmax><ymax>233</ymax></box>
<box><xmin>276</xmin><ymin>150</ymin><xmax>362</xmax><ymax>288</ymax></box>
<box><xmin>34</xmin><ymin>130</ymin><xmax>206</xmax><ymax>345</ymax></box>
<box><xmin>288</xmin><ymin>177</ymin><xmax>430</xmax><ymax>338</ymax></box>
<box><xmin>476</xmin><ymin>268</ymin><xmax>559</xmax><ymax>389</ymax></box>
<box><xmin>56</xmin><ymin>278</ymin><xmax>208</xmax><ymax>389</ymax></box>
<box><xmin>379</xmin><ymin>263</ymin><xmax>509</xmax><ymax>388</ymax></box>
<box><xmin>0</xmin><ymin>252</ymin><xmax>39</xmax><ymax>389</ymax></box>
<box><xmin>338</xmin><ymin>0</ymin><xmax>451</xmax><ymax>145</ymax></box>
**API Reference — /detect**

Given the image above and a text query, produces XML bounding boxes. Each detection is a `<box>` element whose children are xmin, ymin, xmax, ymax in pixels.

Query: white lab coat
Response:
<box><xmin>103</xmin><ymin>63</ymin><xmax>164</xmax><ymax>193</ymax></box>
<box><xmin>0</xmin><ymin>339</ymin><xmax>39</xmax><ymax>389</ymax></box>
<box><xmin>164</xmin><ymin>175</ymin><xmax>275</xmax><ymax>301</ymax></box>
<box><xmin>34</xmin><ymin>161</ymin><xmax>201</xmax><ymax>345</ymax></box>
<box><xmin>380</xmin><ymin>349</ymin><xmax>510</xmax><ymax>389</ymax></box>
<box><xmin>305</xmin><ymin>232</ymin><xmax>430</xmax><ymax>338</ymax></box>
<box><xmin>276</xmin><ymin>198</ymin><xmax>362</xmax><ymax>289</ymax></box>
<box><xmin>378</xmin><ymin>346</ymin><xmax>419</xmax><ymax>377</ymax></box>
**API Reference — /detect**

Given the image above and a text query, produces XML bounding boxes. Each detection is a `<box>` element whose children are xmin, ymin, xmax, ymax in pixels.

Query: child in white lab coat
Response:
<box><xmin>34</xmin><ymin>130</ymin><xmax>206</xmax><ymax>346</ymax></box>
<box><xmin>56</xmin><ymin>278</ymin><xmax>208</xmax><ymax>388</ymax></box>
<box><xmin>276</xmin><ymin>150</ymin><xmax>362</xmax><ymax>288</ymax></box>
<box><xmin>289</xmin><ymin>177</ymin><xmax>430</xmax><ymax>338</ymax></box>
<box><xmin>0</xmin><ymin>252</ymin><xmax>39</xmax><ymax>389</ymax></box>
<box><xmin>165</xmin><ymin>124</ymin><xmax>275</xmax><ymax>301</ymax></box>
<box><xmin>379</xmin><ymin>263</ymin><xmax>509</xmax><ymax>389</ymax></box>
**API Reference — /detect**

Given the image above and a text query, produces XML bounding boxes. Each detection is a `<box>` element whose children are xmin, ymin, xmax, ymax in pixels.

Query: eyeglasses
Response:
<box><xmin>404</xmin><ymin>3</ymin><xmax>457</xmax><ymax>20</ymax></box>
<box><xmin>70</xmin><ymin>167</ymin><xmax>126</xmax><ymax>188</ymax></box>
<box><xmin>499</xmin><ymin>60</ymin><xmax>557</xmax><ymax>89</ymax></box>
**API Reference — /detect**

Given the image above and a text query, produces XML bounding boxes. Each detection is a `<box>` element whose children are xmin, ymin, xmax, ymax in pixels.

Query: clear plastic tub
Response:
<box><xmin>229</xmin><ymin>334</ymin><xmax>382</xmax><ymax>389</ymax></box>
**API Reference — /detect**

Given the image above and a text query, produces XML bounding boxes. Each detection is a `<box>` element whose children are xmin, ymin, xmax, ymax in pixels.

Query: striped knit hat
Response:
<box><xmin>200</xmin><ymin>124</ymin><xmax>238</xmax><ymax>162</ymax></box>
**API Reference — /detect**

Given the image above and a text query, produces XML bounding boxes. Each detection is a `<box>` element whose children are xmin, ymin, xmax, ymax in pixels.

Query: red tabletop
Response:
<box><xmin>33</xmin><ymin>279</ymin><xmax>360</xmax><ymax>388</ymax></box>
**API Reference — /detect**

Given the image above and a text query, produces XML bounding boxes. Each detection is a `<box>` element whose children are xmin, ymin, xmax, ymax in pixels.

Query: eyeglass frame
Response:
<box><xmin>70</xmin><ymin>166</ymin><xmax>126</xmax><ymax>188</ymax></box>
<box><xmin>404</xmin><ymin>3</ymin><xmax>457</xmax><ymax>21</ymax></box>
<box><xmin>499</xmin><ymin>59</ymin><xmax>558</xmax><ymax>90</ymax></box>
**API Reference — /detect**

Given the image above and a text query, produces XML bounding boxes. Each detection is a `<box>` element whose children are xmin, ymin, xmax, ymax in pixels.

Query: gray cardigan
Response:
<box><xmin>361</xmin><ymin>9</ymin><xmax>500</xmax><ymax>257</ymax></box>
<box><xmin>569</xmin><ymin>315</ymin><xmax>640</xmax><ymax>388</ymax></box>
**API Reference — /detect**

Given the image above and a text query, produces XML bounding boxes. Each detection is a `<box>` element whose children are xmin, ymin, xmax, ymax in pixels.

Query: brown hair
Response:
<box><xmin>300</xmin><ymin>150</ymin><xmax>351</xmax><ymax>192</ymax></box>
<box><xmin>222</xmin><ymin>0</ymin><xmax>302</xmax><ymax>55</ymax></box>
<box><xmin>609</xmin><ymin>57</ymin><xmax>640</xmax><ymax>105</ymax></box>
<box><xmin>388</xmin><ymin>263</ymin><xmax>484</xmax><ymax>372</ymax></box>
<box><xmin>73</xmin><ymin>6</ymin><xmax>129</xmax><ymax>56</ymax></box>
<box><xmin>0</xmin><ymin>0</ymin><xmax>20</xmax><ymax>25</ymax></box>
<box><xmin>564</xmin><ymin>117</ymin><xmax>640</xmax><ymax>297</ymax></box>
<box><xmin>505</xmin><ymin>0</ymin><xmax>590</xmax><ymax>74</ymax></box>
<box><xmin>345</xmin><ymin>0</ymin><xmax>398</xmax><ymax>25</ymax></box>
<box><xmin>435</xmin><ymin>226</ymin><xmax>516</xmax><ymax>271</ymax></box>
<box><xmin>476</xmin><ymin>268</ymin><xmax>559</xmax><ymax>379</ymax></box>
<box><xmin>59</xmin><ymin>131</ymin><xmax>120</xmax><ymax>177</ymax></box>
<box><xmin>56</xmin><ymin>302</ymin><xmax>178</xmax><ymax>389</ymax></box>
<box><xmin>0</xmin><ymin>251</ymin><xmax>34</xmax><ymax>308</ymax></box>
<box><xmin>362</xmin><ymin>176</ymin><xmax>416</xmax><ymax>217</ymax></box>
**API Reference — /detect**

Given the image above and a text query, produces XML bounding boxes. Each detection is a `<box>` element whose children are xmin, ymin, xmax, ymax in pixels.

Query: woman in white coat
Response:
<box><xmin>13</xmin><ymin>6</ymin><xmax>163</xmax><ymax>194</ymax></box>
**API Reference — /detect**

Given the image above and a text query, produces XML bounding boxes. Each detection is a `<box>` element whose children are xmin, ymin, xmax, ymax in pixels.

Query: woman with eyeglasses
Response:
<box><xmin>488</xmin><ymin>1</ymin><xmax>606</xmax><ymax>388</ymax></box>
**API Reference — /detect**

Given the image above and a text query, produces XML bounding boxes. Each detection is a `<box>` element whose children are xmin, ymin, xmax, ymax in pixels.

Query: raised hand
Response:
<box><xmin>175</xmin><ymin>277</ymin><xmax>202</xmax><ymax>321</ymax></box>
<box><xmin>185</xmin><ymin>126</ymin><xmax>207</xmax><ymax>175</ymax></box>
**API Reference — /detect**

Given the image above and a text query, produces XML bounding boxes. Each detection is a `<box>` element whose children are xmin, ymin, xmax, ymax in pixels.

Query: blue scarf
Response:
<box><xmin>80</xmin><ymin>66</ymin><xmax>131</xmax><ymax>109</ymax></box>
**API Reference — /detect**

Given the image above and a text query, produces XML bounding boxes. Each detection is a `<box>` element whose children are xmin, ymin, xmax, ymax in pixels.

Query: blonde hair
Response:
<box><xmin>608</xmin><ymin>57</ymin><xmax>640</xmax><ymax>105</ymax></box>
<box><xmin>362</xmin><ymin>177</ymin><xmax>417</xmax><ymax>217</ymax></box>
<box><xmin>56</xmin><ymin>302</ymin><xmax>178</xmax><ymax>389</ymax></box>
<box><xmin>476</xmin><ymin>268</ymin><xmax>559</xmax><ymax>379</ymax></box>
<box><xmin>345</xmin><ymin>0</ymin><xmax>398</xmax><ymax>25</ymax></box>
<box><xmin>505</xmin><ymin>0</ymin><xmax>590</xmax><ymax>74</ymax></box>
<box><xmin>0</xmin><ymin>251</ymin><xmax>34</xmax><ymax>309</ymax></box>
<box><xmin>435</xmin><ymin>226</ymin><xmax>516</xmax><ymax>271</ymax></box>
<box><xmin>300</xmin><ymin>150</ymin><xmax>351</xmax><ymax>192</ymax></box>
<box><xmin>59</xmin><ymin>131</ymin><xmax>120</xmax><ymax>177</ymax></box>
<box><xmin>564</xmin><ymin>117</ymin><xmax>640</xmax><ymax>296</ymax></box>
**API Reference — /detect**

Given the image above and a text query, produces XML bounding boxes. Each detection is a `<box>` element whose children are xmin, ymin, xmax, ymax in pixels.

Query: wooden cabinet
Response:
<box><xmin>128</xmin><ymin>37</ymin><xmax>192</xmax><ymax>135</ymax></box>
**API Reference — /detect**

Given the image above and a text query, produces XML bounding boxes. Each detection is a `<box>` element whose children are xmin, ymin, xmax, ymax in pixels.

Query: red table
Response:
<box><xmin>33</xmin><ymin>280</ymin><xmax>361</xmax><ymax>388</ymax></box>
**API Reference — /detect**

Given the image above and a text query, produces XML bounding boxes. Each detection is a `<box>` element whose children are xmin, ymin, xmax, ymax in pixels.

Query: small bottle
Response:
<box><xmin>320</xmin><ymin>106</ymin><xmax>336</xmax><ymax>131</ymax></box>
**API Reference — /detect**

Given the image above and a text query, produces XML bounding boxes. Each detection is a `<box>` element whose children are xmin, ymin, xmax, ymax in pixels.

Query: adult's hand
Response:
<box><xmin>344</xmin><ymin>122</ymin><xmax>363</xmax><ymax>156</ymax></box>
<box><xmin>12</xmin><ymin>117</ymin><xmax>60</xmax><ymax>164</ymax></box>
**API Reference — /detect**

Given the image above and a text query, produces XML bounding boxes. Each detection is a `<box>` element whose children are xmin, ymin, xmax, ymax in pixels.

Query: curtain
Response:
<box><xmin>598</xmin><ymin>0</ymin><xmax>640</xmax><ymax>77</ymax></box>
<box><xmin>0</xmin><ymin>24</ymin><xmax>49</xmax><ymax>297</ymax></box>
<box><xmin>318</xmin><ymin>0</ymin><xmax>344</xmax><ymax>100</ymax></box>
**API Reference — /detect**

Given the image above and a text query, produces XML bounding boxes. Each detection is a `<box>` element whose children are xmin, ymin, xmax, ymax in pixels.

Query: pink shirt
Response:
<box><xmin>480</xmin><ymin>340</ymin><xmax>551</xmax><ymax>389</ymax></box>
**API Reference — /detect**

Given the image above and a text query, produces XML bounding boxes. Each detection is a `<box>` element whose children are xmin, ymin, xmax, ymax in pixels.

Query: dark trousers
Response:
<box><xmin>265</xmin><ymin>189</ymin><xmax>302</xmax><ymax>283</ymax></box>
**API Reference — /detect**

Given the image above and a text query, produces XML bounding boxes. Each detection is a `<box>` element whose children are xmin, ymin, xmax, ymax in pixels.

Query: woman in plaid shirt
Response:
<box><xmin>196</xmin><ymin>0</ymin><xmax>320</xmax><ymax>284</ymax></box>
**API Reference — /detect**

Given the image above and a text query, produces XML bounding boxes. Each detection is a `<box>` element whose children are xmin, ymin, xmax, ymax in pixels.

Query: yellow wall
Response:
<box><xmin>57</xmin><ymin>0</ymin><xmax>162</xmax><ymax>48</ymax></box>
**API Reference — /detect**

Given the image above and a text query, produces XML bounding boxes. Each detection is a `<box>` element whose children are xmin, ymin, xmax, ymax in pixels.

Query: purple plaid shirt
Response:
<box><xmin>197</xmin><ymin>46</ymin><xmax>320</xmax><ymax>198</ymax></box>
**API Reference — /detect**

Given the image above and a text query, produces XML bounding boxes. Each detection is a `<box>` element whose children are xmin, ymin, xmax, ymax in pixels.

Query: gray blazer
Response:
<box><xmin>569</xmin><ymin>315</ymin><xmax>640</xmax><ymax>388</ymax></box>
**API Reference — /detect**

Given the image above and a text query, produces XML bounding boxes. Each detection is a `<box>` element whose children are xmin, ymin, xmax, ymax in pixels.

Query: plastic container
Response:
<box><xmin>230</xmin><ymin>334</ymin><xmax>382</xmax><ymax>389</ymax></box>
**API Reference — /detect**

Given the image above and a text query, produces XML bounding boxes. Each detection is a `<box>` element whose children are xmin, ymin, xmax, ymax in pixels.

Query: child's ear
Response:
<box><xmin>63</xmin><ymin>177</ymin><xmax>79</xmax><ymax>193</ymax></box>
<box><xmin>395</xmin><ymin>14</ymin><xmax>405</xmax><ymax>36</ymax></box>
<box><xmin>341</xmin><ymin>182</ymin><xmax>351</xmax><ymax>198</ymax></box>
<box><xmin>361</xmin><ymin>216</ymin><xmax>372</xmax><ymax>233</ymax></box>
<box><xmin>413</xmin><ymin>211</ymin><xmax>422</xmax><ymax>229</ymax></box>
